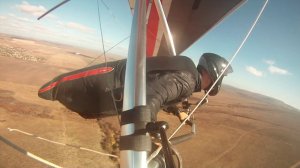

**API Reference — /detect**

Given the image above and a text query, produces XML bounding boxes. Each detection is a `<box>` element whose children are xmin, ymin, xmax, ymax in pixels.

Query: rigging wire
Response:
<box><xmin>94</xmin><ymin>0</ymin><xmax>125</xmax><ymax>126</ymax></box>
<box><xmin>37</xmin><ymin>0</ymin><xmax>70</xmax><ymax>20</ymax></box>
<box><xmin>169</xmin><ymin>0</ymin><xmax>270</xmax><ymax>140</ymax></box>
<box><xmin>6</xmin><ymin>128</ymin><xmax>119</xmax><ymax>158</ymax></box>
<box><xmin>87</xmin><ymin>0</ymin><xmax>161</xmax><ymax>67</ymax></box>
<box><xmin>93</xmin><ymin>0</ymin><xmax>130</xmax><ymax>67</ymax></box>
<box><xmin>86</xmin><ymin>36</ymin><xmax>129</xmax><ymax>66</ymax></box>
<box><xmin>110</xmin><ymin>89</ymin><xmax>122</xmax><ymax>125</ymax></box>
<box><xmin>35</xmin><ymin>0</ymin><xmax>122</xmax><ymax>161</ymax></box>
<box><xmin>96</xmin><ymin>0</ymin><xmax>107</xmax><ymax>67</ymax></box>
<box><xmin>100</xmin><ymin>0</ymin><xmax>129</xmax><ymax>31</ymax></box>
<box><xmin>0</xmin><ymin>135</ymin><xmax>62</xmax><ymax>168</ymax></box>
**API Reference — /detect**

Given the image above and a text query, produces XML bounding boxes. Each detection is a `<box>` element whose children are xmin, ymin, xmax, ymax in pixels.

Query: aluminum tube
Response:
<box><xmin>154</xmin><ymin>0</ymin><xmax>176</xmax><ymax>56</ymax></box>
<box><xmin>120</xmin><ymin>0</ymin><xmax>148</xmax><ymax>167</ymax></box>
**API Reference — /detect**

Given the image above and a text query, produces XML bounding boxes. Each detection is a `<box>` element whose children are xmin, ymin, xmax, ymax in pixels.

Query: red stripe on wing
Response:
<box><xmin>147</xmin><ymin>0</ymin><xmax>161</xmax><ymax>57</ymax></box>
<box><xmin>39</xmin><ymin>67</ymin><xmax>114</xmax><ymax>93</ymax></box>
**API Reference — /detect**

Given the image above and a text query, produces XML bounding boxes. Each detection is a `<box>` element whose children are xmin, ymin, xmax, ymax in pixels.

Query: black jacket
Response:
<box><xmin>38</xmin><ymin>56</ymin><xmax>201</xmax><ymax>121</ymax></box>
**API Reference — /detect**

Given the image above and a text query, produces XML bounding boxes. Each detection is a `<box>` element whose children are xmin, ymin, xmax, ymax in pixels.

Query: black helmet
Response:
<box><xmin>197</xmin><ymin>53</ymin><xmax>233</xmax><ymax>96</ymax></box>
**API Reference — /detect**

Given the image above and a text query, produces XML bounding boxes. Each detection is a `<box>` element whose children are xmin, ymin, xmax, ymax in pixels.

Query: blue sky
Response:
<box><xmin>0</xmin><ymin>0</ymin><xmax>299</xmax><ymax>110</ymax></box>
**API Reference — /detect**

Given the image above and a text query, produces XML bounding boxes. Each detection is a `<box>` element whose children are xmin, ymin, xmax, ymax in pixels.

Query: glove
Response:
<box><xmin>163</xmin><ymin>104</ymin><xmax>193</xmax><ymax>126</ymax></box>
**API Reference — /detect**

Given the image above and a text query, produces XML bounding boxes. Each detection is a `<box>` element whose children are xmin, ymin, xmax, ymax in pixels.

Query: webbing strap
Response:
<box><xmin>119</xmin><ymin>135</ymin><xmax>152</xmax><ymax>151</ymax></box>
<box><xmin>120</xmin><ymin>106</ymin><xmax>152</xmax><ymax>151</ymax></box>
<box><xmin>121</xmin><ymin>106</ymin><xmax>152</xmax><ymax>125</ymax></box>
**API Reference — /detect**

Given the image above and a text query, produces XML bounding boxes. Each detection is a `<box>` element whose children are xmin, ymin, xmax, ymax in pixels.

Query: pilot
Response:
<box><xmin>38</xmin><ymin>53</ymin><xmax>232</xmax><ymax>121</ymax></box>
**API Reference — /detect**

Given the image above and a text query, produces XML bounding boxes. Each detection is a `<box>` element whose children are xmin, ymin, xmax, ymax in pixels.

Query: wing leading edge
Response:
<box><xmin>129</xmin><ymin>0</ymin><xmax>246</xmax><ymax>57</ymax></box>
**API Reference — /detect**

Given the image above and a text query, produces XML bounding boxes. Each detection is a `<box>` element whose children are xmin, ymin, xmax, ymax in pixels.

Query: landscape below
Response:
<box><xmin>0</xmin><ymin>34</ymin><xmax>299</xmax><ymax>168</ymax></box>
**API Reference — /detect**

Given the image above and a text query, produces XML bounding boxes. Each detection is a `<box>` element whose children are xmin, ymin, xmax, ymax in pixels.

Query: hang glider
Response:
<box><xmin>129</xmin><ymin>0</ymin><xmax>246</xmax><ymax>57</ymax></box>
<box><xmin>35</xmin><ymin>1</ymin><xmax>251</xmax><ymax>168</ymax></box>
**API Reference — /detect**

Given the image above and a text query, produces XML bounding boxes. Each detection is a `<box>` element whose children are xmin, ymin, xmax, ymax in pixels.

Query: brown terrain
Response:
<box><xmin>0</xmin><ymin>34</ymin><xmax>300</xmax><ymax>168</ymax></box>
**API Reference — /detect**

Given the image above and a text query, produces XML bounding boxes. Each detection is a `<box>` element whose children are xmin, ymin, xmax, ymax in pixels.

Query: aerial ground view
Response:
<box><xmin>1</xmin><ymin>1</ymin><xmax>300</xmax><ymax>168</ymax></box>
<box><xmin>1</xmin><ymin>34</ymin><xmax>300</xmax><ymax>168</ymax></box>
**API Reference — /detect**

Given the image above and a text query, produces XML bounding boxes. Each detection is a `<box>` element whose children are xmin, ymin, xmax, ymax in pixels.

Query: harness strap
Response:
<box><xmin>119</xmin><ymin>106</ymin><xmax>152</xmax><ymax>151</ymax></box>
